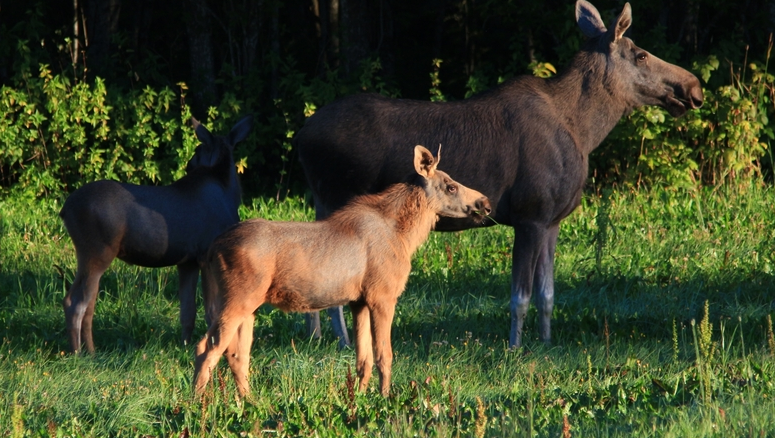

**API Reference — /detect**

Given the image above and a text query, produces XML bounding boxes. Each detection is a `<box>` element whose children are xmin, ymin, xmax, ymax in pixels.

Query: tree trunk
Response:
<box><xmin>241</xmin><ymin>0</ymin><xmax>261</xmax><ymax>76</ymax></box>
<box><xmin>184</xmin><ymin>0</ymin><xmax>218</xmax><ymax>114</ymax></box>
<box><xmin>340</xmin><ymin>0</ymin><xmax>371</xmax><ymax>78</ymax></box>
<box><xmin>313</xmin><ymin>0</ymin><xmax>331</xmax><ymax>76</ymax></box>
<box><xmin>680</xmin><ymin>0</ymin><xmax>699</xmax><ymax>55</ymax></box>
<box><xmin>72</xmin><ymin>0</ymin><xmax>80</xmax><ymax>69</ymax></box>
<box><xmin>129</xmin><ymin>0</ymin><xmax>154</xmax><ymax>58</ymax></box>
<box><xmin>84</xmin><ymin>0</ymin><xmax>122</xmax><ymax>80</ymax></box>
<box><xmin>376</xmin><ymin>0</ymin><xmax>394</xmax><ymax>80</ymax></box>
<box><xmin>270</xmin><ymin>1</ymin><xmax>280</xmax><ymax>99</ymax></box>
<box><xmin>330</xmin><ymin>0</ymin><xmax>340</xmax><ymax>68</ymax></box>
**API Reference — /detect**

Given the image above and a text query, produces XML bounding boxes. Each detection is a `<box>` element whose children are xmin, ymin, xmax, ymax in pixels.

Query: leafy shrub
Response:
<box><xmin>1</xmin><ymin>7</ymin><xmax>773</xmax><ymax>200</ymax></box>
<box><xmin>594</xmin><ymin>51</ymin><xmax>775</xmax><ymax>188</ymax></box>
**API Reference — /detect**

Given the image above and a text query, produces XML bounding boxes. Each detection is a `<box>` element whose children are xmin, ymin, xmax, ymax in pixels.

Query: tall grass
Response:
<box><xmin>1</xmin><ymin>185</ymin><xmax>774</xmax><ymax>436</ymax></box>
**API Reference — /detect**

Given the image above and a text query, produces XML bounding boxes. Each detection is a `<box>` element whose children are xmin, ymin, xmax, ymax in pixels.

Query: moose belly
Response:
<box><xmin>263</xmin><ymin>243</ymin><xmax>368</xmax><ymax>312</ymax></box>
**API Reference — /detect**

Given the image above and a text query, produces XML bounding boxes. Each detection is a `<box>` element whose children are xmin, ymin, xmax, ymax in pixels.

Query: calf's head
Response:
<box><xmin>576</xmin><ymin>0</ymin><xmax>703</xmax><ymax>117</ymax></box>
<box><xmin>186</xmin><ymin>116</ymin><xmax>253</xmax><ymax>173</ymax></box>
<box><xmin>413</xmin><ymin>145</ymin><xmax>491</xmax><ymax>222</ymax></box>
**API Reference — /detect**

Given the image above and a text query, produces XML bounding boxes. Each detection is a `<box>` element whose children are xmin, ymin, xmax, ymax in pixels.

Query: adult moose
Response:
<box><xmin>194</xmin><ymin>146</ymin><xmax>490</xmax><ymax>396</ymax></box>
<box><xmin>60</xmin><ymin>116</ymin><xmax>252</xmax><ymax>353</ymax></box>
<box><xmin>295</xmin><ymin>0</ymin><xmax>703</xmax><ymax>349</ymax></box>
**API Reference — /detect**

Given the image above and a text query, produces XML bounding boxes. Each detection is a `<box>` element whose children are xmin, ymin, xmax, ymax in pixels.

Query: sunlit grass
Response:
<box><xmin>1</xmin><ymin>184</ymin><xmax>774</xmax><ymax>436</ymax></box>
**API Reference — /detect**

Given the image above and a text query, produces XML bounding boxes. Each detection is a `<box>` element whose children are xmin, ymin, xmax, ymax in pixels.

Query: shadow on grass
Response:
<box><xmin>1</xmin><ymin>263</ymin><xmax>773</xmax><ymax>358</ymax></box>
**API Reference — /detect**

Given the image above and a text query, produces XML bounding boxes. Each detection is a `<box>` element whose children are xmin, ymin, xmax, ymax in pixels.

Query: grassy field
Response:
<box><xmin>1</xmin><ymin>184</ymin><xmax>774</xmax><ymax>437</ymax></box>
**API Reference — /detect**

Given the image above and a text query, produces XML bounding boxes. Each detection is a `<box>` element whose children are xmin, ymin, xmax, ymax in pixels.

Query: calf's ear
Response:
<box><xmin>414</xmin><ymin>145</ymin><xmax>438</xmax><ymax>178</ymax></box>
<box><xmin>192</xmin><ymin>117</ymin><xmax>214</xmax><ymax>145</ymax></box>
<box><xmin>229</xmin><ymin>115</ymin><xmax>254</xmax><ymax>146</ymax></box>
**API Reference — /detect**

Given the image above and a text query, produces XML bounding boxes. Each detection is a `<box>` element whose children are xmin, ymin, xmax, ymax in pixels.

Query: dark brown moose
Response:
<box><xmin>295</xmin><ymin>0</ymin><xmax>703</xmax><ymax>349</ymax></box>
<box><xmin>193</xmin><ymin>146</ymin><xmax>491</xmax><ymax>396</ymax></box>
<box><xmin>60</xmin><ymin>116</ymin><xmax>252</xmax><ymax>353</ymax></box>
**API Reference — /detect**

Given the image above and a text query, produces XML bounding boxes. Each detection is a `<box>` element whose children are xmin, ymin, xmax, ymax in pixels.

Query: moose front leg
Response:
<box><xmin>368</xmin><ymin>299</ymin><xmax>396</xmax><ymax>396</ymax></box>
<box><xmin>177</xmin><ymin>262</ymin><xmax>199</xmax><ymax>345</ymax></box>
<box><xmin>509</xmin><ymin>223</ymin><xmax>545</xmax><ymax>349</ymax></box>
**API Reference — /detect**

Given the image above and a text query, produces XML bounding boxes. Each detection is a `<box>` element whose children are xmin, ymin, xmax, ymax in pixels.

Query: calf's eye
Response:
<box><xmin>447</xmin><ymin>185</ymin><xmax>457</xmax><ymax>193</ymax></box>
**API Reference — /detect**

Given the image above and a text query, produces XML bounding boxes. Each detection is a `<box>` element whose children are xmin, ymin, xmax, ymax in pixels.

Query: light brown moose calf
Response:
<box><xmin>194</xmin><ymin>145</ymin><xmax>491</xmax><ymax>396</ymax></box>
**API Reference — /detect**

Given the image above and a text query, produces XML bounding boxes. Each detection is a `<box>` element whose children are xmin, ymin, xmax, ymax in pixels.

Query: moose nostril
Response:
<box><xmin>476</xmin><ymin>198</ymin><xmax>492</xmax><ymax>215</ymax></box>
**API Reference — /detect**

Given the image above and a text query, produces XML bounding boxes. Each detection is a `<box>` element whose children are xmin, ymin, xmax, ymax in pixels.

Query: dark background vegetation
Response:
<box><xmin>1</xmin><ymin>0</ymin><xmax>774</xmax><ymax>198</ymax></box>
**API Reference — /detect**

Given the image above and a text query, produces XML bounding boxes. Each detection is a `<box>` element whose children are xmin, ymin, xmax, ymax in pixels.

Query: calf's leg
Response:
<box><xmin>177</xmin><ymin>262</ymin><xmax>199</xmax><ymax>344</ymax></box>
<box><xmin>224</xmin><ymin>314</ymin><xmax>255</xmax><ymax>397</ymax></box>
<box><xmin>368</xmin><ymin>299</ymin><xmax>397</xmax><ymax>396</ymax></box>
<box><xmin>350</xmin><ymin>301</ymin><xmax>374</xmax><ymax>392</ymax></box>
<box><xmin>194</xmin><ymin>317</ymin><xmax>243</xmax><ymax>394</ymax></box>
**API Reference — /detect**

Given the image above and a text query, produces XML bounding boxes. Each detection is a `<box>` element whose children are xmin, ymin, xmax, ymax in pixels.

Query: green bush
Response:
<box><xmin>1</xmin><ymin>16</ymin><xmax>773</xmax><ymax>199</ymax></box>
<box><xmin>594</xmin><ymin>52</ymin><xmax>775</xmax><ymax>188</ymax></box>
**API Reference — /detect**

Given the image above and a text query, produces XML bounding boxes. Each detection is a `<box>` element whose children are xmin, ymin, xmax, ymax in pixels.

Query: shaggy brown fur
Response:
<box><xmin>194</xmin><ymin>146</ymin><xmax>490</xmax><ymax>396</ymax></box>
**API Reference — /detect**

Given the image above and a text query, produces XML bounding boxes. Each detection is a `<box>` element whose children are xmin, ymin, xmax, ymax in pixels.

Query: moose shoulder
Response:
<box><xmin>295</xmin><ymin>0</ymin><xmax>702</xmax><ymax>348</ymax></box>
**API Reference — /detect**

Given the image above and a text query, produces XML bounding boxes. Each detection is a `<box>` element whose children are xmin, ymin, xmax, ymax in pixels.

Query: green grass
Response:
<box><xmin>1</xmin><ymin>185</ymin><xmax>774</xmax><ymax>437</ymax></box>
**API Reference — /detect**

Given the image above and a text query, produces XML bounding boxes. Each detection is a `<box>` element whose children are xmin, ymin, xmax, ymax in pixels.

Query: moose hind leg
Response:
<box><xmin>177</xmin><ymin>262</ymin><xmax>199</xmax><ymax>345</ymax></box>
<box><xmin>350</xmin><ymin>301</ymin><xmax>374</xmax><ymax>392</ymax></box>
<box><xmin>534</xmin><ymin>224</ymin><xmax>559</xmax><ymax>344</ymax></box>
<box><xmin>224</xmin><ymin>314</ymin><xmax>255</xmax><ymax>397</ymax></box>
<box><xmin>305</xmin><ymin>311</ymin><xmax>322</xmax><ymax>339</ymax></box>
<box><xmin>194</xmin><ymin>318</ymin><xmax>242</xmax><ymax>395</ymax></box>
<box><xmin>327</xmin><ymin>306</ymin><xmax>351</xmax><ymax>348</ymax></box>
<box><xmin>63</xmin><ymin>255</ymin><xmax>111</xmax><ymax>353</ymax></box>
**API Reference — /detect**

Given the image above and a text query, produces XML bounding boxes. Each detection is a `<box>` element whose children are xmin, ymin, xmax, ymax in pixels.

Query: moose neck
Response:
<box><xmin>356</xmin><ymin>184</ymin><xmax>438</xmax><ymax>259</ymax></box>
<box><xmin>224</xmin><ymin>160</ymin><xmax>241</xmax><ymax>211</ymax></box>
<box><xmin>548</xmin><ymin>45</ymin><xmax>632</xmax><ymax>156</ymax></box>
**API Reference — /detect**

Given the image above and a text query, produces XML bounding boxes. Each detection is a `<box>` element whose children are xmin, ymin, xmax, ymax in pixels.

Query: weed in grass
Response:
<box><xmin>474</xmin><ymin>396</ymin><xmax>487</xmax><ymax>438</ymax></box>
<box><xmin>691</xmin><ymin>300</ymin><xmax>717</xmax><ymax>404</ymax></box>
<box><xmin>672</xmin><ymin>318</ymin><xmax>680</xmax><ymax>364</ymax></box>
<box><xmin>595</xmin><ymin>189</ymin><xmax>612</xmax><ymax>274</ymax></box>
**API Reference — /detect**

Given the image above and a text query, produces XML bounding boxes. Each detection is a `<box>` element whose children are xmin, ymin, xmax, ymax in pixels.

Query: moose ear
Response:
<box><xmin>229</xmin><ymin>115</ymin><xmax>253</xmax><ymax>146</ymax></box>
<box><xmin>608</xmin><ymin>2</ymin><xmax>632</xmax><ymax>43</ymax></box>
<box><xmin>576</xmin><ymin>0</ymin><xmax>607</xmax><ymax>38</ymax></box>
<box><xmin>414</xmin><ymin>145</ymin><xmax>438</xmax><ymax>178</ymax></box>
<box><xmin>192</xmin><ymin>117</ymin><xmax>214</xmax><ymax>144</ymax></box>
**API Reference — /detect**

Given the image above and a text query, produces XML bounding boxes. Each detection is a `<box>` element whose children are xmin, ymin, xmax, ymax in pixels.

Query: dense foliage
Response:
<box><xmin>0</xmin><ymin>1</ymin><xmax>774</xmax><ymax>198</ymax></box>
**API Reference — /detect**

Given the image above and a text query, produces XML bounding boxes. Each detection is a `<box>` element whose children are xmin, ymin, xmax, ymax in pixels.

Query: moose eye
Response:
<box><xmin>447</xmin><ymin>184</ymin><xmax>457</xmax><ymax>194</ymax></box>
<box><xmin>636</xmin><ymin>52</ymin><xmax>648</xmax><ymax>62</ymax></box>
